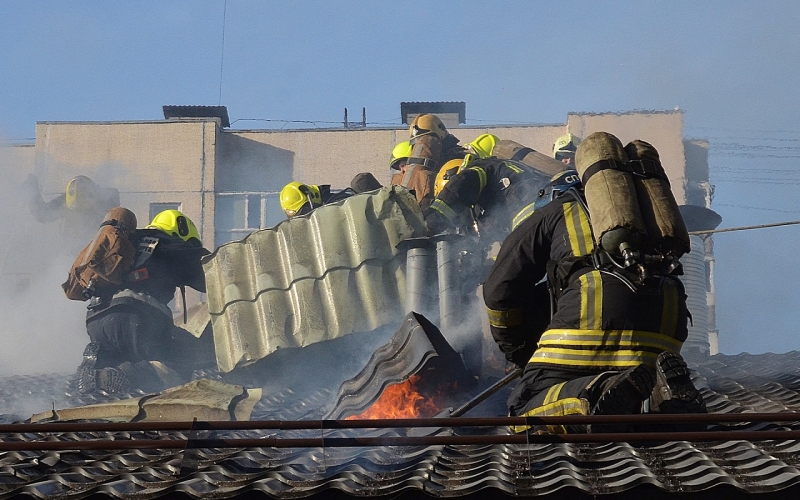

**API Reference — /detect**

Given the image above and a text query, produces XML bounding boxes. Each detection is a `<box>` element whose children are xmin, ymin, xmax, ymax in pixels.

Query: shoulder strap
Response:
<box><xmin>401</xmin><ymin>164</ymin><xmax>418</xmax><ymax>187</ymax></box>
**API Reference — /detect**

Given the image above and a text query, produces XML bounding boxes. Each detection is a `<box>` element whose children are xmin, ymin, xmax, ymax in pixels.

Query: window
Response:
<box><xmin>215</xmin><ymin>192</ymin><xmax>282</xmax><ymax>244</ymax></box>
<box><xmin>149</xmin><ymin>202</ymin><xmax>182</xmax><ymax>224</ymax></box>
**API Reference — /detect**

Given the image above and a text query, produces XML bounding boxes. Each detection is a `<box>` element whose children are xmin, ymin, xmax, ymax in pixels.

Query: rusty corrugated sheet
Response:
<box><xmin>203</xmin><ymin>186</ymin><xmax>426</xmax><ymax>372</ymax></box>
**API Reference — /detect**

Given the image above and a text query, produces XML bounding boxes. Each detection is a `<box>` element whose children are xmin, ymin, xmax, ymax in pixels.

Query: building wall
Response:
<box><xmin>32</xmin><ymin>120</ymin><xmax>216</xmax><ymax>243</ymax></box>
<box><xmin>23</xmin><ymin>110</ymin><xmax>697</xmax><ymax>249</ymax></box>
<box><xmin>567</xmin><ymin>111</ymin><xmax>688</xmax><ymax>203</ymax></box>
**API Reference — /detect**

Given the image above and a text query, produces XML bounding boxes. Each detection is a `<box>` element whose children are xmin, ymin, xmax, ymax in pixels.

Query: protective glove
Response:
<box><xmin>423</xmin><ymin>208</ymin><xmax>450</xmax><ymax>236</ymax></box>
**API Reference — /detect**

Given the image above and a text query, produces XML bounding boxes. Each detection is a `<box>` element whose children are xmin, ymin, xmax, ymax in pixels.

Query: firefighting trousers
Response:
<box><xmin>85</xmin><ymin>302</ymin><xmax>214</xmax><ymax>379</ymax></box>
<box><xmin>507</xmin><ymin>366</ymin><xmax>614</xmax><ymax>433</ymax></box>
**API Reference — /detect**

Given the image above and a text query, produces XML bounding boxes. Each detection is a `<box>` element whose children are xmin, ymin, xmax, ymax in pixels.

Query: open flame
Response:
<box><xmin>345</xmin><ymin>374</ymin><xmax>440</xmax><ymax>420</ymax></box>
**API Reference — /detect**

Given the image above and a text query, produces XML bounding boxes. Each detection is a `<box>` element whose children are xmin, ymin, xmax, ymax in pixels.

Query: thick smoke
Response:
<box><xmin>0</xmin><ymin>144</ymin><xmax>89</xmax><ymax>378</ymax></box>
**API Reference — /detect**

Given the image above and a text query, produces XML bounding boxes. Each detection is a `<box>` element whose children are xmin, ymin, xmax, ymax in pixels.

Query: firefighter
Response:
<box><xmin>76</xmin><ymin>209</ymin><xmax>214</xmax><ymax>394</ymax></box>
<box><xmin>400</xmin><ymin>114</ymin><xmax>468</xmax><ymax>209</ymax></box>
<box><xmin>482</xmin><ymin>168</ymin><xmax>706</xmax><ymax>434</ymax></box>
<box><xmin>22</xmin><ymin>174</ymin><xmax>121</xmax><ymax>249</ymax></box>
<box><xmin>553</xmin><ymin>133</ymin><xmax>582</xmax><ymax>166</ymax></box>
<box><xmin>279</xmin><ymin>181</ymin><xmax>356</xmax><ymax>218</ymax></box>
<box><xmin>424</xmin><ymin>155</ymin><xmax>543</xmax><ymax>239</ymax></box>
<box><xmin>466</xmin><ymin>133</ymin><xmax>499</xmax><ymax>159</ymax></box>
<box><xmin>388</xmin><ymin>140</ymin><xmax>437</xmax><ymax>207</ymax></box>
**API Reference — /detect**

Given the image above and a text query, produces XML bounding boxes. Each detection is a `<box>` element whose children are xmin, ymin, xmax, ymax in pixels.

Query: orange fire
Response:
<box><xmin>345</xmin><ymin>374</ymin><xmax>440</xmax><ymax>420</ymax></box>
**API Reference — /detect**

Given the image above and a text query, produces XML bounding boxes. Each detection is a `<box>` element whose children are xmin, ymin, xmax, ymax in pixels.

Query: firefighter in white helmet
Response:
<box><xmin>553</xmin><ymin>133</ymin><xmax>582</xmax><ymax>166</ymax></box>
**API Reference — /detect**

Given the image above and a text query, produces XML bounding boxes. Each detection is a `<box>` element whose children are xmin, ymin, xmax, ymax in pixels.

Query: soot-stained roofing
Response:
<box><xmin>1</xmin><ymin>351</ymin><xmax>800</xmax><ymax>498</ymax></box>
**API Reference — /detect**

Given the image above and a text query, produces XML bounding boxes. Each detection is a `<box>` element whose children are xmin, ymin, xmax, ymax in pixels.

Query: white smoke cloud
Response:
<box><xmin>0</xmin><ymin>140</ymin><xmax>88</xmax><ymax>379</ymax></box>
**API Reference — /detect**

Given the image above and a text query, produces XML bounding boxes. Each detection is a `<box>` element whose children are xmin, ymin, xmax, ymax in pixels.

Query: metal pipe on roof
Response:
<box><xmin>4</xmin><ymin>429</ymin><xmax>800</xmax><ymax>452</ymax></box>
<box><xmin>3</xmin><ymin>412</ymin><xmax>800</xmax><ymax>434</ymax></box>
<box><xmin>403</xmin><ymin>238</ymin><xmax>437</xmax><ymax>317</ymax></box>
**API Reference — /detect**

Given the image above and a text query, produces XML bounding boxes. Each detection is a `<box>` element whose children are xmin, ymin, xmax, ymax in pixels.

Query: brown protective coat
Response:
<box><xmin>390</xmin><ymin>167</ymin><xmax>437</xmax><ymax>210</ymax></box>
<box><xmin>62</xmin><ymin>225</ymin><xmax>137</xmax><ymax>300</ymax></box>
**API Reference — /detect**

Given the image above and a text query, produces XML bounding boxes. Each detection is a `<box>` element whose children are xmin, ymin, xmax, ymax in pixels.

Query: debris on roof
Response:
<box><xmin>30</xmin><ymin>379</ymin><xmax>261</xmax><ymax>423</ymax></box>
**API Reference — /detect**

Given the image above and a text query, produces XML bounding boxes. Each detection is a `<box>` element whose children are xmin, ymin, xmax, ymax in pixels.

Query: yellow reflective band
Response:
<box><xmin>512</xmin><ymin>203</ymin><xmax>535</xmax><ymax>230</ymax></box>
<box><xmin>466</xmin><ymin>166</ymin><xmax>488</xmax><ymax>192</ymax></box>
<box><xmin>660</xmin><ymin>280</ymin><xmax>679</xmax><ymax>335</ymax></box>
<box><xmin>506</xmin><ymin>163</ymin><xmax>523</xmax><ymax>174</ymax></box>
<box><xmin>563</xmin><ymin>202</ymin><xmax>593</xmax><ymax>257</ymax></box>
<box><xmin>430</xmin><ymin>199</ymin><xmax>458</xmax><ymax>222</ymax></box>
<box><xmin>486</xmin><ymin>307</ymin><xmax>524</xmax><ymax>328</ymax></box>
<box><xmin>537</xmin><ymin>329</ymin><xmax>684</xmax><ymax>352</ymax></box>
<box><xmin>511</xmin><ymin>396</ymin><xmax>588</xmax><ymax>433</ymax></box>
<box><xmin>529</xmin><ymin>328</ymin><xmax>683</xmax><ymax>369</ymax></box>
<box><xmin>579</xmin><ymin>270</ymin><xmax>602</xmax><ymax>331</ymax></box>
<box><xmin>543</xmin><ymin>382</ymin><xmax>564</xmax><ymax>404</ymax></box>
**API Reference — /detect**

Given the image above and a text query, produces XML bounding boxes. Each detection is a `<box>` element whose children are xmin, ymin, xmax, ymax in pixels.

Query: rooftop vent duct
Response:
<box><xmin>163</xmin><ymin>105</ymin><xmax>230</xmax><ymax>128</ymax></box>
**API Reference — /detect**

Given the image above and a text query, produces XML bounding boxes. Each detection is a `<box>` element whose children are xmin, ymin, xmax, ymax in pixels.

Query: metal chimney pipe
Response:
<box><xmin>436</xmin><ymin>236</ymin><xmax>459</xmax><ymax>335</ymax></box>
<box><xmin>399</xmin><ymin>237</ymin><xmax>437</xmax><ymax>318</ymax></box>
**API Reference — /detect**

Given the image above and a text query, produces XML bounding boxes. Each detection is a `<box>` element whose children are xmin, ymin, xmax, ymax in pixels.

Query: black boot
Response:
<box><xmin>76</xmin><ymin>342</ymin><xmax>101</xmax><ymax>393</ymax></box>
<box><xmin>590</xmin><ymin>364</ymin><xmax>656</xmax><ymax>433</ymax></box>
<box><xmin>647</xmin><ymin>352</ymin><xmax>707</xmax><ymax>431</ymax></box>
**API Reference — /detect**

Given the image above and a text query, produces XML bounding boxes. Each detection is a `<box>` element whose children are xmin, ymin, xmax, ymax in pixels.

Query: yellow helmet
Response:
<box><xmin>553</xmin><ymin>133</ymin><xmax>582</xmax><ymax>159</ymax></box>
<box><xmin>65</xmin><ymin>175</ymin><xmax>97</xmax><ymax>209</ymax></box>
<box><xmin>390</xmin><ymin>141</ymin><xmax>413</xmax><ymax>170</ymax></box>
<box><xmin>434</xmin><ymin>158</ymin><xmax>466</xmax><ymax>196</ymax></box>
<box><xmin>146</xmin><ymin>209</ymin><xmax>201</xmax><ymax>245</ymax></box>
<box><xmin>467</xmin><ymin>133</ymin><xmax>499</xmax><ymax>158</ymax></box>
<box><xmin>409</xmin><ymin>114</ymin><xmax>448</xmax><ymax>141</ymax></box>
<box><xmin>280</xmin><ymin>181</ymin><xmax>322</xmax><ymax>217</ymax></box>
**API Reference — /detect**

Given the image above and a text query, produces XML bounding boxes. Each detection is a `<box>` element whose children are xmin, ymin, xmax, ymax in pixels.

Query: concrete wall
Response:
<box><xmin>32</xmin><ymin>119</ymin><xmax>217</xmax><ymax>244</ymax></box>
<box><xmin>25</xmin><ymin>110</ymin><xmax>695</xmax><ymax>241</ymax></box>
<box><xmin>567</xmin><ymin>111</ymin><xmax>688</xmax><ymax>203</ymax></box>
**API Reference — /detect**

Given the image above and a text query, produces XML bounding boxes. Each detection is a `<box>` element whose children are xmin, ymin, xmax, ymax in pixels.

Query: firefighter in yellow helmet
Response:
<box><xmin>467</xmin><ymin>134</ymin><xmax>499</xmax><ymax>159</ymax></box>
<box><xmin>399</xmin><ymin>114</ymin><xmax>468</xmax><ymax>209</ymax></box>
<box><xmin>280</xmin><ymin>181</ymin><xmax>356</xmax><ymax>218</ymax></box>
<box><xmin>553</xmin><ymin>133</ymin><xmax>582</xmax><ymax>166</ymax></box>
<box><xmin>75</xmin><ymin>208</ymin><xmax>214</xmax><ymax>394</ymax></box>
<box><xmin>22</xmin><ymin>173</ymin><xmax>121</xmax><ymax>249</ymax></box>
<box><xmin>424</xmin><ymin>155</ymin><xmax>547</xmax><ymax>239</ymax></box>
<box><xmin>389</xmin><ymin>141</ymin><xmax>413</xmax><ymax>171</ymax></box>
<box><xmin>146</xmin><ymin>209</ymin><xmax>202</xmax><ymax>247</ymax></box>
<box><xmin>483</xmin><ymin>135</ymin><xmax>705</xmax><ymax>435</ymax></box>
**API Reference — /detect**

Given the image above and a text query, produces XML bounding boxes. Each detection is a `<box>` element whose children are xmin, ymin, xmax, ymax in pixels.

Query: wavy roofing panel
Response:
<box><xmin>203</xmin><ymin>187</ymin><xmax>426</xmax><ymax>372</ymax></box>
<box><xmin>5</xmin><ymin>353</ymin><xmax>800</xmax><ymax>498</ymax></box>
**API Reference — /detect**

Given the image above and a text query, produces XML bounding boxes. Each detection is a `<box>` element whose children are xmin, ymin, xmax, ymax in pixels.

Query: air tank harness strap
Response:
<box><xmin>510</xmin><ymin>147</ymin><xmax>535</xmax><ymax>162</ymax></box>
<box><xmin>406</xmin><ymin>157</ymin><xmax>438</xmax><ymax>170</ymax></box>
<box><xmin>546</xmin><ymin>256</ymin><xmax>594</xmax><ymax>301</ymax></box>
<box><xmin>580</xmin><ymin>159</ymin><xmax>668</xmax><ymax>185</ymax></box>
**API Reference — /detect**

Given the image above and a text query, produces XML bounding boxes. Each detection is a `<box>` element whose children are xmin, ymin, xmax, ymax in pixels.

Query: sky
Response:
<box><xmin>1</xmin><ymin>0</ymin><xmax>799</xmax><ymax>363</ymax></box>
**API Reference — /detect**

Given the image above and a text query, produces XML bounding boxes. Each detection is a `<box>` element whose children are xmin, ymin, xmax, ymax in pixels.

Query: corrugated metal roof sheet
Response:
<box><xmin>203</xmin><ymin>186</ymin><xmax>426</xmax><ymax>372</ymax></box>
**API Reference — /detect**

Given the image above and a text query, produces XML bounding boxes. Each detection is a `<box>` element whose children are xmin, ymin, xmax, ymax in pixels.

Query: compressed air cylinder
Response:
<box><xmin>575</xmin><ymin>132</ymin><xmax>647</xmax><ymax>256</ymax></box>
<box><xmin>624</xmin><ymin>140</ymin><xmax>691</xmax><ymax>258</ymax></box>
<box><xmin>493</xmin><ymin>139</ymin><xmax>565</xmax><ymax>177</ymax></box>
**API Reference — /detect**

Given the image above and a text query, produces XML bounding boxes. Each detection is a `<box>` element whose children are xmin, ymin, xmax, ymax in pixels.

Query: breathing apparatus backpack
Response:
<box><xmin>62</xmin><ymin>216</ymin><xmax>137</xmax><ymax>302</ymax></box>
<box><xmin>573</xmin><ymin>132</ymin><xmax>690</xmax><ymax>286</ymax></box>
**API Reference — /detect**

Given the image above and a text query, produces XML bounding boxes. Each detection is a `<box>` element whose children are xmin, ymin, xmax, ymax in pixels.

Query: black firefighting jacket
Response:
<box><xmin>428</xmin><ymin>158</ymin><xmax>541</xmax><ymax>234</ymax></box>
<box><xmin>483</xmin><ymin>193</ymin><xmax>689</xmax><ymax>372</ymax></box>
<box><xmin>87</xmin><ymin>229</ymin><xmax>209</xmax><ymax>320</ymax></box>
